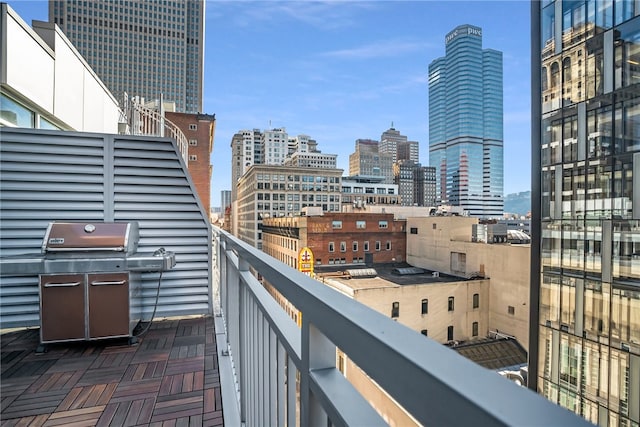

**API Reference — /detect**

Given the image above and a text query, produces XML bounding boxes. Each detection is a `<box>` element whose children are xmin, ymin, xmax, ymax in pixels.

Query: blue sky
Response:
<box><xmin>7</xmin><ymin>0</ymin><xmax>531</xmax><ymax>206</ymax></box>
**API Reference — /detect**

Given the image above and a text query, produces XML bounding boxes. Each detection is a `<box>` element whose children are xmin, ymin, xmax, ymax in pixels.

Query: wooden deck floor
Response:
<box><xmin>0</xmin><ymin>316</ymin><xmax>223</xmax><ymax>426</ymax></box>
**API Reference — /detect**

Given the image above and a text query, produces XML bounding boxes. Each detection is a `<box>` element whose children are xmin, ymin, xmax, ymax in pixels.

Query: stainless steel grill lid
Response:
<box><xmin>0</xmin><ymin>221</ymin><xmax>175</xmax><ymax>275</ymax></box>
<box><xmin>42</xmin><ymin>222</ymin><xmax>139</xmax><ymax>254</ymax></box>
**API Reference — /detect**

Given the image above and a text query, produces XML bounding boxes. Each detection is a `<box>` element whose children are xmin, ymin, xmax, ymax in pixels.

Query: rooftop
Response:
<box><xmin>1</xmin><ymin>316</ymin><xmax>223</xmax><ymax>426</ymax></box>
<box><xmin>452</xmin><ymin>338</ymin><xmax>528</xmax><ymax>371</ymax></box>
<box><xmin>316</xmin><ymin>263</ymin><xmax>468</xmax><ymax>288</ymax></box>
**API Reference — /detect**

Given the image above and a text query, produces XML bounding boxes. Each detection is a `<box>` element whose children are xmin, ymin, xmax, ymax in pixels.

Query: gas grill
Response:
<box><xmin>0</xmin><ymin>221</ymin><xmax>176</xmax><ymax>349</ymax></box>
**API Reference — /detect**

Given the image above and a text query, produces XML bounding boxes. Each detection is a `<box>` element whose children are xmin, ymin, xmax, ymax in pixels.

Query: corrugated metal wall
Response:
<box><xmin>0</xmin><ymin>128</ymin><xmax>212</xmax><ymax>328</ymax></box>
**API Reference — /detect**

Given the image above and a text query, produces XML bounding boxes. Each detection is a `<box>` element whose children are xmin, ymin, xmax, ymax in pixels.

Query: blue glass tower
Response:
<box><xmin>428</xmin><ymin>24</ymin><xmax>504</xmax><ymax>217</ymax></box>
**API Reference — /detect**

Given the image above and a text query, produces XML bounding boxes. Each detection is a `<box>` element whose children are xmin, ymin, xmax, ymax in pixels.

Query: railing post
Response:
<box><xmin>301</xmin><ymin>320</ymin><xmax>336</xmax><ymax>427</ymax></box>
<box><xmin>225</xmin><ymin>242</ymin><xmax>249</xmax><ymax>423</ymax></box>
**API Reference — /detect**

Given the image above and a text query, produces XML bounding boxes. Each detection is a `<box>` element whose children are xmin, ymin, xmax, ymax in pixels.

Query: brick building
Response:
<box><xmin>166</xmin><ymin>112</ymin><xmax>215</xmax><ymax>211</ymax></box>
<box><xmin>261</xmin><ymin>212</ymin><xmax>406</xmax><ymax>269</ymax></box>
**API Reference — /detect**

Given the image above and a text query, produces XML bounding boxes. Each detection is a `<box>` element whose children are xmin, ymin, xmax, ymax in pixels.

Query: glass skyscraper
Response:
<box><xmin>428</xmin><ymin>24</ymin><xmax>504</xmax><ymax>218</ymax></box>
<box><xmin>531</xmin><ymin>2</ymin><xmax>640</xmax><ymax>426</ymax></box>
<box><xmin>50</xmin><ymin>0</ymin><xmax>204</xmax><ymax>113</ymax></box>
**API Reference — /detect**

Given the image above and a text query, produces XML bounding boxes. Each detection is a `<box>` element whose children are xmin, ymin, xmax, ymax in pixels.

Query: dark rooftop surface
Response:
<box><xmin>316</xmin><ymin>262</ymin><xmax>471</xmax><ymax>286</ymax></box>
<box><xmin>1</xmin><ymin>316</ymin><xmax>223</xmax><ymax>426</ymax></box>
<box><xmin>451</xmin><ymin>338</ymin><xmax>528</xmax><ymax>370</ymax></box>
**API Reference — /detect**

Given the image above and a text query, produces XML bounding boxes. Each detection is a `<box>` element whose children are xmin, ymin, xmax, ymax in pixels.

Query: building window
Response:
<box><xmin>508</xmin><ymin>305</ymin><xmax>515</xmax><ymax>315</ymax></box>
<box><xmin>447</xmin><ymin>325</ymin><xmax>454</xmax><ymax>341</ymax></box>
<box><xmin>356</xmin><ymin>220</ymin><xmax>366</xmax><ymax>229</ymax></box>
<box><xmin>340</xmin><ymin>242</ymin><xmax>346</xmax><ymax>252</ymax></box>
<box><xmin>328</xmin><ymin>242</ymin><xmax>334</xmax><ymax>252</ymax></box>
<box><xmin>433</xmin><ymin>223</ymin><xmax>437</xmax><ymax>229</ymax></box>
<box><xmin>386</xmin><ymin>241</ymin><xmax>391</xmax><ymax>251</ymax></box>
<box><xmin>391</xmin><ymin>302</ymin><xmax>399</xmax><ymax>318</ymax></box>
<box><xmin>473</xmin><ymin>293</ymin><xmax>479</xmax><ymax>309</ymax></box>
<box><xmin>472</xmin><ymin>322</ymin><xmax>479</xmax><ymax>337</ymax></box>
<box><xmin>189</xmin><ymin>124</ymin><xmax>197</xmax><ymax>130</ymax></box>
<box><xmin>448</xmin><ymin>296</ymin><xmax>455</xmax><ymax>312</ymax></box>
<box><xmin>189</xmin><ymin>155</ymin><xmax>197</xmax><ymax>161</ymax></box>
<box><xmin>410</xmin><ymin>227</ymin><xmax>418</xmax><ymax>234</ymax></box>
<box><xmin>189</xmin><ymin>139</ymin><xmax>198</xmax><ymax>146</ymax></box>
<box><xmin>352</xmin><ymin>241</ymin><xmax>358</xmax><ymax>252</ymax></box>
<box><xmin>421</xmin><ymin>299</ymin><xmax>428</xmax><ymax>314</ymax></box>
<box><xmin>1</xmin><ymin>94</ymin><xmax>35</xmax><ymax>128</ymax></box>
<box><xmin>379</xmin><ymin>220</ymin><xmax>388</xmax><ymax>229</ymax></box>
<box><xmin>375</xmin><ymin>241</ymin><xmax>381</xmax><ymax>251</ymax></box>
<box><xmin>364</xmin><ymin>241</ymin><xmax>369</xmax><ymax>252</ymax></box>
<box><xmin>332</xmin><ymin>220</ymin><xmax>342</xmax><ymax>229</ymax></box>
<box><xmin>421</xmin><ymin>329</ymin><xmax>428</xmax><ymax>337</ymax></box>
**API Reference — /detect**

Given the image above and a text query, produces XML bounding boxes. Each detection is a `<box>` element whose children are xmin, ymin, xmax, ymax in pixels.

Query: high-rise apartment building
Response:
<box><xmin>380</xmin><ymin>126</ymin><xmax>419</xmax><ymax>163</ymax></box>
<box><xmin>221</xmin><ymin>190</ymin><xmax>231</xmax><ymax>211</ymax></box>
<box><xmin>230</xmin><ymin>129</ymin><xmax>262</xmax><ymax>202</ymax></box>
<box><xmin>349</xmin><ymin>139</ymin><xmax>393</xmax><ymax>183</ymax></box>
<box><xmin>50</xmin><ymin>0</ymin><xmax>204</xmax><ymax>113</ymax></box>
<box><xmin>393</xmin><ymin>161</ymin><xmax>436</xmax><ymax>207</ymax></box>
<box><xmin>235</xmin><ymin>165</ymin><xmax>343</xmax><ymax>249</ymax></box>
<box><xmin>263</xmin><ymin>127</ymin><xmax>288</xmax><ymax>165</ymax></box>
<box><xmin>428</xmin><ymin>24</ymin><xmax>504</xmax><ymax>218</ymax></box>
<box><xmin>231</xmin><ymin>127</ymin><xmax>338</xmax><ymax>202</ymax></box>
<box><xmin>531</xmin><ymin>2</ymin><xmax>640</xmax><ymax>426</ymax></box>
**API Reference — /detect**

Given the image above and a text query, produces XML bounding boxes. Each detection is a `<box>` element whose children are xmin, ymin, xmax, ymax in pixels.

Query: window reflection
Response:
<box><xmin>612</xmin><ymin>154</ymin><xmax>634</xmax><ymax>218</ymax></box>
<box><xmin>615</xmin><ymin>98</ymin><xmax>640</xmax><ymax>153</ymax></box>
<box><xmin>611</xmin><ymin>286</ymin><xmax>640</xmax><ymax>348</ymax></box>
<box><xmin>613</xmin><ymin>220</ymin><xmax>640</xmax><ymax>279</ymax></box>
<box><xmin>615</xmin><ymin>0</ymin><xmax>640</xmax><ymax>25</ymax></box>
<box><xmin>614</xmin><ymin>19</ymin><xmax>640</xmax><ymax>88</ymax></box>
<box><xmin>584</xmin><ymin>280</ymin><xmax>610</xmax><ymax>341</ymax></box>
<box><xmin>0</xmin><ymin>94</ymin><xmax>34</xmax><ymax>128</ymax></box>
<box><xmin>586</xmin><ymin>33</ymin><xmax>605</xmax><ymax>98</ymax></box>
<box><xmin>560</xmin><ymin>276</ymin><xmax>577</xmax><ymax>331</ymax></box>
<box><xmin>542</xmin><ymin>115</ymin><xmax>562</xmax><ymax>166</ymax></box>
<box><xmin>588</xmin><ymin>102</ymin><xmax>613</xmax><ymax>157</ymax></box>
<box><xmin>540</xmin><ymin>273</ymin><xmax>561</xmax><ymax>327</ymax></box>
<box><xmin>562</xmin><ymin>221</ymin><xmax>585</xmax><ymax>270</ymax></box>
<box><xmin>585</xmin><ymin>220</ymin><xmax>603</xmax><ymax>274</ymax></box>
<box><xmin>559</xmin><ymin>334</ymin><xmax>580</xmax><ymax>389</ymax></box>
<box><xmin>563</xmin><ymin>0</ymin><xmax>587</xmax><ymax>48</ymax></box>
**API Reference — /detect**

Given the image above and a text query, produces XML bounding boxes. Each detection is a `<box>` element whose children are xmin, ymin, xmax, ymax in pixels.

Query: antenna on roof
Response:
<box><xmin>391</xmin><ymin>121</ymin><xmax>394</xmax><ymax>129</ymax></box>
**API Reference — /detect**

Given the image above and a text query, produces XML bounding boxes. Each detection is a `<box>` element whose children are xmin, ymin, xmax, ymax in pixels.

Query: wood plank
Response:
<box><xmin>1</xmin><ymin>317</ymin><xmax>223</xmax><ymax>427</ymax></box>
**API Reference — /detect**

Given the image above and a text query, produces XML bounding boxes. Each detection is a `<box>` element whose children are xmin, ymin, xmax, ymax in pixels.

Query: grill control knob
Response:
<box><xmin>84</xmin><ymin>224</ymin><xmax>96</xmax><ymax>233</ymax></box>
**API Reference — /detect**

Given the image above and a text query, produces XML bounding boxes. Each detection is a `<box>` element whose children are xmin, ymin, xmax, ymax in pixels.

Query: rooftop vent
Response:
<box><xmin>345</xmin><ymin>268</ymin><xmax>377</xmax><ymax>278</ymax></box>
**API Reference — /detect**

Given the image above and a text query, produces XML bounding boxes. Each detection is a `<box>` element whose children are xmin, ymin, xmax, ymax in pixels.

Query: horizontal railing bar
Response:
<box><xmin>309</xmin><ymin>367</ymin><xmax>387</xmax><ymax>427</ymax></box>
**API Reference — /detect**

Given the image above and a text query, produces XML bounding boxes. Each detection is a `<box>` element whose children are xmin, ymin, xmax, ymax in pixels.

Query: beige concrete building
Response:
<box><xmin>321</xmin><ymin>266</ymin><xmax>488</xmax><ymax>427</ymax></box>
<box><xmin>324</xmin><ymin>272</ymin><xmax>489</xmax><ymax>345</ymax></box>
<box><xmin>406</xmin><ymin>216</ymin><xmax>531</xmax><ymax>351</ymax></box>
<box><xmin>235</xmin><ymin>164</ymin><xmax>343</xmax><ymax>249</ymax></box>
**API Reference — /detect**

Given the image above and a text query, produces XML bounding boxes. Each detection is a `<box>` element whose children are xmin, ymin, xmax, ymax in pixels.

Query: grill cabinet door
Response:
<box><xmin>88</xmin><ymin>272</ymin><xmax>130</xmax><ymax>338</ymax></box>
<box><xmin>40</xmin><ymin>274</ymin><xmax>85</xmax><ymax>341</ymax></box>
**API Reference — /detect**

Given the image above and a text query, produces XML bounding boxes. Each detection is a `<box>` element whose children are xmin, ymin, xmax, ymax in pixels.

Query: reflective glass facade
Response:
<box><xmin>51</xmin><ymin>0</ymin><xmax>204</xmax><ymax>113</ymax></box>
<box><xmin>428</xmin><ymin>25</ymin><xmax>504</xmax><ymax>217</ymax></box>
<box><xmin>533</xmin><ymin>2</ymin><xmax>640</xmax><ymax>425</ymax></box>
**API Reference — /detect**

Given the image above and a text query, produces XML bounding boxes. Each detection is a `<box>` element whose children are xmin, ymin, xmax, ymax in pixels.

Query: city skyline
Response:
<box><xmin>7</xmin><ymin>1</ymin><xmax>531</xmax><ymax>202</ymax></box>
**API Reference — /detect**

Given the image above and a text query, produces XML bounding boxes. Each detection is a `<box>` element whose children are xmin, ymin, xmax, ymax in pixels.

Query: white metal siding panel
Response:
<box><xmin>0</xmin><ymin>128</ymin><xmax>212</xmax><ymax>328</ymax></box>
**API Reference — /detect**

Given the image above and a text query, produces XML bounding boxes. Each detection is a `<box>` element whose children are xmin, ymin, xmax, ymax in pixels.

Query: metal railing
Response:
<box><xmin>212</xmin><ymin>227</ymin><xmax>592</xmax><ymax>426</ymax></box>
<box><xmin>120</xmin><ymin>95</ymin><xmax>189</xmax><ymax>161</ymax></box>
